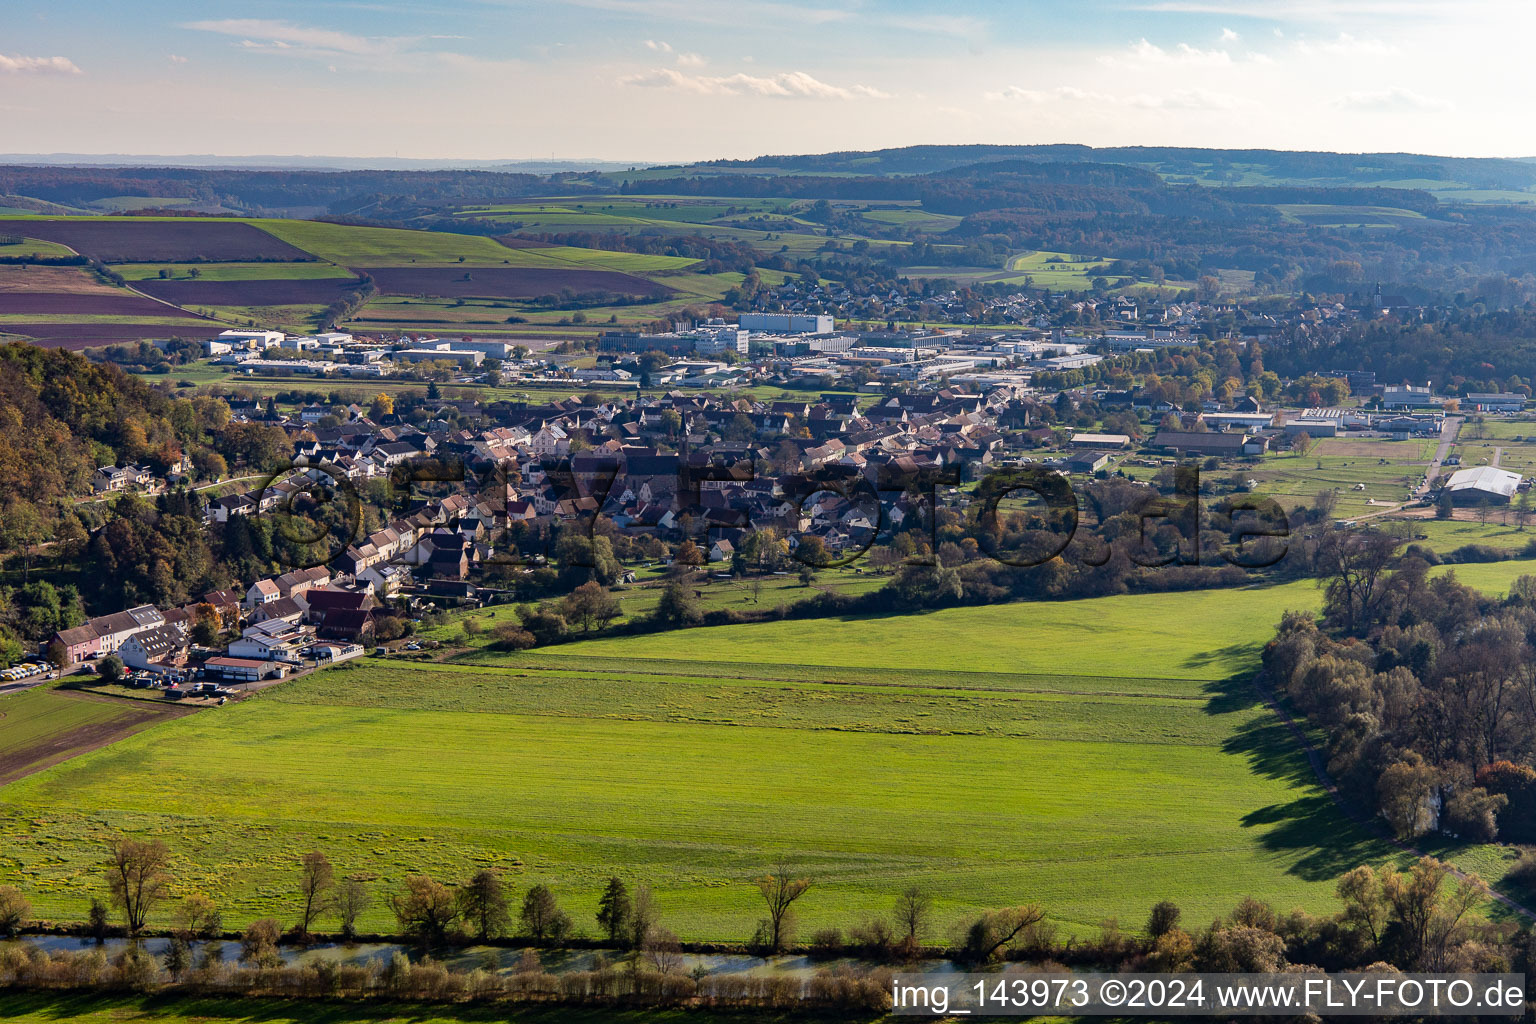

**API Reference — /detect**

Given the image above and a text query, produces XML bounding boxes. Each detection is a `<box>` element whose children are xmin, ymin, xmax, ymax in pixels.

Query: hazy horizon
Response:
<box><xmin>2</xmin><ymin>1</ymin><xmax>1530</xmax><ymax>162</ymax></box>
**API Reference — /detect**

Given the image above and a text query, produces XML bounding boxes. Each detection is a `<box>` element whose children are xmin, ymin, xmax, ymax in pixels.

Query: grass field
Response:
<box><xmin>112</xmin><ymin>262</ymin><xmax>355</xmax><ymax>282</ymax></box>
<box><xmin>418</xmin><ymin>569</ymin><xmax>888</xmax><ymax>649</ymax></box>
<box><xmin>0</xmin><ymin>687</ymin><xmax>175</xmax><ymax>785</ymax></box>
<box><xmin>0</xmin><ymin>994</ymin><xmax>788</xmax><ymax>1024</ymax></box>
<box><xmin>0</xmin><ymin>236</ymin><xmax>76</xmax><ymax>258</ymax></box>
<box><xmin>1</xmin><ymin>578</ymin><xmax>1424</xmax><ymax>943</ymax></box>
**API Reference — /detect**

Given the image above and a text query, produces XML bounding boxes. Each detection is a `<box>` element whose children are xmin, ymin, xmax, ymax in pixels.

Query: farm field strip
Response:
<box><xmin>0</xmin><ymin>687</ymin><xmax>188</xmax><ymax>785</ymax></box>
<box><xmin>501</xmin><ymin>580</ymin><xmax>1322</xmax><ymax>681</ymax></box>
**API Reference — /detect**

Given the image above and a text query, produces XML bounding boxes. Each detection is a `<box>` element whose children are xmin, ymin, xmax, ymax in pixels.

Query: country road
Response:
<box><xmin>1414</xmin><ymin>414</ymin><xmax>1463</xmax><ymax>498</ymax></box>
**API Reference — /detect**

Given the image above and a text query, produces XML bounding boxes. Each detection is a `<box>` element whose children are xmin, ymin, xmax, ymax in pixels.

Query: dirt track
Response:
<box><xmin>0</xmin><ymin>693</ymin><xmax>196</xmax><ymax>786</ymax></box>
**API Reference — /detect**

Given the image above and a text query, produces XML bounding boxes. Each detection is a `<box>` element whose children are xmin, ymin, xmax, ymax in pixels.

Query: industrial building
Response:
<box><xmin>1443</xmin><ymin>466</ymin><xmax>1524</xmax><ymax>505</ymax></box>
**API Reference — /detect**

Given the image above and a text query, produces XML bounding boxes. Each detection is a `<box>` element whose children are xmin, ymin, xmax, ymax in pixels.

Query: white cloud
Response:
<box><xmin>643</xmin><ymin>39</ymin><xmax>673</xmax><ymax>52</ymax></box>
<box><xmin>1221</xmin><ymin>27</ymin><xmax>1240</xmax><ymax>41</ymax></box>
<box><xmin>1295</xmin><ymin>32</ymin><xmax>1396</xmax><ymax>56</ymax></box>
<box><xmin>183</xmin><ymin>19</ymin><xmax>412</xmax><ymax>58</ymax></box>
<box><xmin>1332</xmin><ymin>87</ymin><xmax>1450</xmax><ymax>112</ymax></box>
<box><xmin>0</xmin><ymin>54</ymin><xmax>81</xmax><ymax>74</ymax></box>
<box><xmin>987</xmin><ymin>85</ymin><xmax>1110</xmax><ymax>103</ymax></box>
<box><xmin>1130</xmin><ymin>89</ymin><xmax>1244</xmax><ymax>110</ymax></box>
<box><xmin>675</xmin><ymin>52</ymin><xmax>707</xmax><ymax>68</ymax></box>
<box><xmin>621</xmin><ymin>66</ymin><xmax>890</xmax><ymax>100</ymax></box>
<box><xmin>990</xmin><ymin>83</ymin><xmax>1240</xmax><ymax>111</ymax></box>
<box><xmin>167</xmin><ymin>54</ymin><xmax>189</xmax><ymax>64</ymax></box>
<box><xmin>1105</xmin><ymin>38</ymin><xmax>1235</xmax><ymax>67</ymax></box>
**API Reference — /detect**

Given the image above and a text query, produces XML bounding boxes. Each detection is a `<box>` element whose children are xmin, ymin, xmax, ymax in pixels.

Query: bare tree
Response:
<box><xmin>753</xmin><ymin>860</ymin><xmax>812</xmax><ymax>952</ymax></box>
<box><xmin>893</xmin><ymin>885</ymin><xmax>931</xmax><ymax>948</ymax></box>
<box><xmin>335</xmin><ymin>878</ymin><xmax>370</xmax><ymax>940</ymax></box>
<box><xmin>1318</xmin><ymin>527</ymin><xmax>1401</xmax><ymax>635</ymax></box>
<box><xmin>1382</xmin><ymin>858</ymin><xmax>1487</xmax><ymax>970</ymax></box>
<box><xmin>628</xmin><ymin>884</ymin><xmax>657</xmax><ymax>952</ymax></box>
<box><xmin>297</xmin><ymin>851</ymin><xmax>334</xmax><ymax>937</ymax></box>
<box><xmin>644</xmin><ymin>925</ymin><xmax>684</xmax><ymax>974</ymax></box>
<box><xmin>390</xmin><ymin>874</ymin><xmax>458</xmax><ymax>945</ymax></box>
<box><xmin>105</xmin><ymin>837</ymin><xmax>171</xmax><ymax>935</ymax></box>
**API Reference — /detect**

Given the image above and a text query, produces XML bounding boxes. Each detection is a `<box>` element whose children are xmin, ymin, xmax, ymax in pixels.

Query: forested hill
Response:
<box><xmin>696</xmin><ymin>144</ymin><xmax>1536</xmax><ymax>189</ymax></box>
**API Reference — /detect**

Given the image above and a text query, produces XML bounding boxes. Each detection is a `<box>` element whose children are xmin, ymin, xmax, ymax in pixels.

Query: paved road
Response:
<box><xmin>1414</xmin><ymin>415</ymin><xmax>1463</xmax><ymax>498</ymax></box>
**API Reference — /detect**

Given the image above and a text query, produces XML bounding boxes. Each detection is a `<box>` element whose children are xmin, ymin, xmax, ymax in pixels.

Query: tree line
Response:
<box><xmin>1267</xmin><ymin>527</ymin><xmax>1536</xmax><ymax>849</ymax></box>
<box><xmin>0</xmin><ymin>838</ymin><xmax>1522</xmax><ymax>1011</ymax></box>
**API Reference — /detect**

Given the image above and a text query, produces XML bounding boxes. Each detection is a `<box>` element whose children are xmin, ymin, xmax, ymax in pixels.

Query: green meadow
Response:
<box><xmin>0</xmin><ymin>993</ymin><xmax>781</xmax><ymax>1024</ymax></box>
<box><xmin>0</xmin><ymin>577</ymin><xmax>1420</xmax><ymax>942</ymax></box>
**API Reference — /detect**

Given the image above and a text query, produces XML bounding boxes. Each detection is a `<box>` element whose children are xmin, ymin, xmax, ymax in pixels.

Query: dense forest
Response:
<box><xmin>1266</xmin><ymin>533</ymin><xmax>1536</xmax><ymax>850</ymax></box>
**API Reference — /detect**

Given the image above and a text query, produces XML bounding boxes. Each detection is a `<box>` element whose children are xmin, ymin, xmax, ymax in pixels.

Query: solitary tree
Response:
<box><xmin>163</xmin><ymin>937</ymin><xmax>192</xmax><ymax>980</ymax></box>
<box><xmin>457</xmin><ymin>869</ymin><xmax>511</xmax><ymax>941</ymax></box>
<box><xmin>753</xmin><ymin>861</ymin><xmax>812</xmax><ymax>952</ymax></box>
<box><xmin>297</xmin><ymin>851</ymin><xmax>335</xmax><ymax>937</ymax></box>
<box><xmin>106</xmin><ymin>837</ymin><xmax>171</xmax><ymax>935</ymax></box>
<box><xmin>893</xmin><ymin>885</ymin><xmax>931</xmax><ymax>949</ymax></box>
<box><xmin>596</xmin><ymin>876</ymin><xmax>632</xmax><ymax>945</ymax></box>
<box><xmin>174</xmin><ymin>893</ymin><xmax>221</xmax><ymax>940</ymax></box>
<box><xmin>520</xmin><ymin>883</ymin><xmax>571</xmax><ymax>944</ymax></box>
<box><xmin>240</xmin><ymin>918</ymin><xmax>283</xmax><ymax>968</ymax></box>
<box><xmin>336</xmin><ymin>878</ymin><xmax>370</xmax><ymax>940</ymax></box>
<box><xmin>1145</xmin><ymin>900</ymin><xmax>1181</xmax><ymax>939</ymax></box>
<box><xmin>0</xmin><ymin>885</ymin><xmax>30</xmax><ymax>937</ymax></box>
<box><xmin>628</xmin><ymin>884</ymin><xmax>657</xmax><ymax>952</ymax></box>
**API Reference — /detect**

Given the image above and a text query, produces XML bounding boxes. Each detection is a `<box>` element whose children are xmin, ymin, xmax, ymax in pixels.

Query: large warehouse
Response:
<box><xmin>1443</xmin><ymin>466</ymin><xmax>1525</xmax><ymax>505</ymax></box>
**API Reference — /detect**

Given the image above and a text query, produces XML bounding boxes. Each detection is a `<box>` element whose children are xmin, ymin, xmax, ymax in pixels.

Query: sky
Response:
<box><xmin>0</xmin><ymin>0</ymin><xmax>1530</xmax><ymax>164</ymax></box>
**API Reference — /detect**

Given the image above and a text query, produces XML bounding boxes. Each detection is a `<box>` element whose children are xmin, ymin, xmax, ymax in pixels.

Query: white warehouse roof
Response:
<box><xmin>1445</xmin><ymin>466</ymin><xmax>1523</xmax><ymax>499</ymax></box>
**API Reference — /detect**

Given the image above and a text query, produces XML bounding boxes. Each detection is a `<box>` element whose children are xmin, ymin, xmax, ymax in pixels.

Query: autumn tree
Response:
<box><xmin>1382</xmin><ymin>857</ymin><xmax>1487</xmax><ymax>969</ymax></box>
<box><xmin>390</xmin><ymin>874</ymin><xmax>458</xmax><ymax>945</ymax></box>
<box><xmin>560</xmin><ymin>581</ymin><xmax>620</xmax><ymax>633</ymax></box>
<box><xmin>0</xmin><ymin>884</ymin><xmax>30</xmax><ymax>937</ymax></box>
<box><xmin>297</xmin><ymin>851</ymin><xmax>335</xmax><ymax>937</ymax></box>
<box><xmin>240</xmin><ymin>918</ymin><xmax>283</xmax><ymax>968</ymax></box>
<box><xmin>174</xmin><ymin>893</ymin><xmax>221</xmax><ymax>940</ymax></box>
<box><xmin>106</xmin><ymin>836</ymin><xmax>171</xmax><ymax>934</ymax></box>
<box><xmin>753</xmin><ymin>860</ymin><xmax>812</xmax><ymax>952</ymax></box>
<box><xmin>1377</xmin><ymin>758</ymin><xmax>1440</xmax><ymax>839</ymax></box>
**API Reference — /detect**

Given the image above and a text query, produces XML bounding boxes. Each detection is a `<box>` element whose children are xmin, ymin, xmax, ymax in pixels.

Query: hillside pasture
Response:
<box><xmin>0</xmin><ymin>236</ymin><xmax>77</xmax><ymax>258</ymax></box>
<box><xmin>255</xmin><ymin>220</ymin><xmax>545</xmax><ymax>266</ymax></box>
<box><xmin>0</xmin><ymin>578</ymin><xmax>1411</xmax><ymax>941</ymax></box>
<box><xmin>113</xmin><ymin>262</ymin><xmax>355</xmax><ymax>282</ymax></box>
<box><xmin>135</xmin><ymin>277</ymin><xmax>365</xmax><ymax>307</ymax></box>
<box><xmin>0</xmin><ymin>218</ymin><xmax>312</xmax><ymax>263</ymax></box>
<box><xmin>362</xmin><ymin>266</ymin><xmax>675</xmax><ymax>300</ymax></box>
